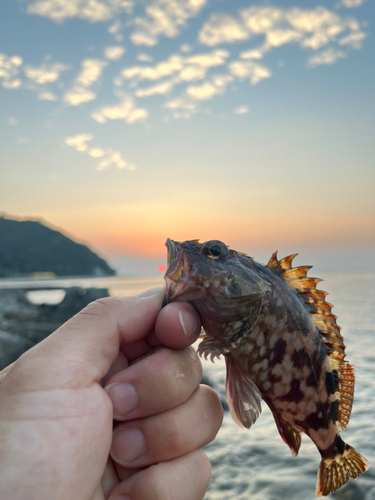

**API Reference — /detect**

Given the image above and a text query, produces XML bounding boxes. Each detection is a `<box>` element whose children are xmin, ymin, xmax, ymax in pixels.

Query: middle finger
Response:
<box><xmin>104</xmin><ymin>346</ymin><xmax>202</xmax><ymax>421</ymax></box>
<box><xmin>110</xmin><ymin>384</ymin><xmax>223</xmax><ymax>468</ymax></box>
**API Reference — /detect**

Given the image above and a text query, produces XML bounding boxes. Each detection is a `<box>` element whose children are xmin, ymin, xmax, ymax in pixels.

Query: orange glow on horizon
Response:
<box><xmin>32</xmin><ymin>197</ymin><xmax>375</xmax><ymax>260</ymax></box>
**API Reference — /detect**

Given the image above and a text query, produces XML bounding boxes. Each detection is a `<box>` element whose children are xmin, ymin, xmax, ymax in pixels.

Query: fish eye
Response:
<box><xmin>201</xmin><ymin>240</ymin><xmax>228</xmax><ymax>260</ymax></box>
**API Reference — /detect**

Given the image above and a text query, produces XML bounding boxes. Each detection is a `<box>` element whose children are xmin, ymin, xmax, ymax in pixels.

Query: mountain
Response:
<box><xmin>0</xmin><ymin>216</ymin><xmax>115</xmax><ymax>277</ymax></box>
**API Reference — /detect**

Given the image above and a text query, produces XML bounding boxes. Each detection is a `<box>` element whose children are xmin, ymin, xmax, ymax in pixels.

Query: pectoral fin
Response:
<box><xmin>225</xmin><ymin>354</ymin><xmax>262</xmax><ymax>429</ymax></box>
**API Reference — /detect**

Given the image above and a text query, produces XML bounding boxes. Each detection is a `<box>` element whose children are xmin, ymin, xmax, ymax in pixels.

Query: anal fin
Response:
<box><xmin>275</xmin><ymin>416</ymin><xmax>302</xmax><ymax>457</ymax></box>
<box><xmin>225</xmin><ymin>354</ymin><xmax>262</xmax><ymax>429</ymax></box>
<box><xmin>264</xmin><ymin>399</ymin><xmax>301</xmax><ymax>457</ymax></box>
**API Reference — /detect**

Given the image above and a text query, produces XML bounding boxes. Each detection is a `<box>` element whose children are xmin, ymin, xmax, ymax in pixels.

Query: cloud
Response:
<box><xmin>88</xmin><ymin>148</ymin><xmax>105</xmax><ymax>157</ymax></box>
<box><xmin>135</xmin><ymin>78</ymin><xmax>178</xmax><ymax>97</ymax></box>
<box><xmin>306</xmin><ymin>48</ymin><xmax>346</xmax><ymax>68</ymax></box>
<box><xmin>27</xmin><ymin>0</ymin><xmax>134</xmax><ymax>24</ymax></box>
<box><xmin>64</xmin><ymin>87</ymin><xmax>97</xmax><ymax>105</ymax></box>
<box><xmin>137</xmin><ymin>53</ymin><xmax>153</xmax><ymax>62</ymax></box>
<box><xmin>108</xmin><ymin>20</ymin><xmax>123</xmax><ymax>42</ymax></box>
<box><xmin>164</xmin><ymin>97</ymin><xmax>198</xmax><ymax>119</ymax></box>
<box><xmin>117</xmin><ymin>49</ymin><xmax>230</xmax><ymax>98</ymax></box>
<box><xmin>65</xmin><ymin>133</ymin><xmax>93</xmax><ymax>151</ymax></box>
<box><xmin>180</xmin><ymin>44</ymin><xmax>192</xmax><ymax>53</ymax></box>
<box><xmin>186</xmin><ymin>81</ymin><xmax>223</xmax><ymax>101</ymax></box>
<box><xmin>91</xmin><ymin>94</ymin><xmax>148</xmax><ymax>124</ymax></box>
<box><xmin>65</xmin><ymin>133</ymin><xmax>136</xmax><ymax>170</ymax></box>
<box><xmin>198</xmin><ymin>13</ymin><xmax>249</xmax><ymax>46</ymax></box>
<box><xmin>38</xmin><ymin>91</ymin><xmax>58</xmax><ymax>100</ymax></box>
<box><xmin>76</xmin><ymin>59</ymin><xmax>107</xmax><ymax>86</ymax></box>
<box><xmin>340</xmin><ymin>0</ymin><xmax>368</xmax><ymax>7</ymax></box>
<box><xmin>7</xmin><ymin>117</ymin><xmax>18</xmax><ymax>126</ymax></box>
<box><xmin>63</xmin><ymin>58</ymin><xmax>107</xmax><ymax>106</ymax></box>
<box><xmin>104</xmin><ymin>46</ymin><xmax>126</xmax><ymax>60</ymax></box>
<box><xmin>96</xmin><ymin>151</ymin><xmax>136</xmax><ymax>171</ymax></box>
<box><xmin>239</xmin><ymin>46</ymin><xmax>269</xmax><ymax>60</ymax></box>
<box><xmin>199</xmin><ymin>6</ymin><xmax>366</xmax><ymax>64</ymax></box>
<box><xmin>234</xmin><ymin>105</ymin><xmax>249</xmax><ymax>114</ymax></box>
<box><xmin>130</xmin><ymin>0</ymin><xmax>207</xmax><ymax>47</ymax></box>
<box><xmin>2</xmin><ymin>79</ymin><xmax>22</xmax><ymax>89</ymax></box>
<box><xmin>163</xmin><ymin>73</ymin><xmax>232</xmax><ymax>118</ymax></box>
<box><xmin>338</xmin><ymin>31</ymin><xmax>367</xmax><ymax>48</ymax></box>
<box><xmin>229</xmin><ymin>60</ymin><xmax>271</xmax><ymax>85</ymax></box>
<box><xmin>0</xmin><ymin>53</ymin><xmax>23</xmax><ymax>89</ymax></box>
<box><xmin>24</xmin><ymin>62</ymin><xmax>69</xmax><ymax>84</ymax></box>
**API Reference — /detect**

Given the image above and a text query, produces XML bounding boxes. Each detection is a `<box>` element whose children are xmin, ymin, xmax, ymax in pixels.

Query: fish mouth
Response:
<box><xmin>164</xmin><ymin>239</ymin><xmax>204</xmax><ymax>303</ymax></box>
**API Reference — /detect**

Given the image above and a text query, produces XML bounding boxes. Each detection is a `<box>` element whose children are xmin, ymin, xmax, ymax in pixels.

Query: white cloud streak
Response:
<box><xmin>306</xmin><ymin>48</ymin><xmax>346</xmax><ymax>68</ymax></box>
<box><xmin>229</xmin><ymin>60</ymin><xmax>271</xmax><ymax>85</ymax></box>
<box><xmin>38</xmin><ymin>91</ymin><xmax>58</xmax><ymax>100</ymax></box>
<box><xmin>104</xmin><ymin>46</ymin><xmax>126</xmax><ymax>60</ymax></box>
<box><xmin>65</xmin><ymin>133</ymin><xmax>93</xmax><ymax>151</ymax></box>
<box><xmin>340</xmin><ymin>0</ymin><xmax>368</xmax><ymax>7</ymax></box>
<box><xmin>76</xmin><ymin>59</ymin><xmax>107</xmax><ymax>86</ymax></box>
<box><xmin>27</xmin><ymin>0</ymin><xmax>134</xmax><ymax>23</ymax></box>
<box><xmin>0</xmin><ymin>53</ymin><xmax>23</xmax><ymax>89</ymax></box>
<box><xmin>137</xmin><ymin>53</ymin><xmax>153</xmax><ymax>62</ymax></box>
<box><xmin>130</xmin><ymin>0</ymin><xmax>207</xmax><ymax>46</ymax></box>
<box><xmin>63</xmin><ymin>58</ymin><xmax>107</xmax><ymax>106</ymax></box>
<box><xmin>91</xmin><ymin>94</ymin><xmax>148</xmax><ymax>124</ymax></box>
<box><xmin>24</xmin><ymin>62</ymin><xmax>69</xmax><ymax>84</ymax></box>
<box><xmin>234</xmin><ymin>105</ymin><xmax>249</xmax><ymax>115</ymax></box>
<box><xmin>64</xmin><ymin>133</ymin><xmax>136</xmax><ymax>171</ymax></box>
<box><xmin>199</xmin><ymin>6</ymin><xmax>366</xmax><ymax>63</ymax></box>
<box><xmin>117</xmin><ymin>49</ymin><xmax>230</xmax><ymax>98</ymax></box>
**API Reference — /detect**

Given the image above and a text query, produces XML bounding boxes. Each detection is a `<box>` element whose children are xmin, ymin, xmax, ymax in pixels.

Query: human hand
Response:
<box><xmin>0</xmin><ymin>288</ymin><xmax>223</xmax><ymax>500</ymax></box>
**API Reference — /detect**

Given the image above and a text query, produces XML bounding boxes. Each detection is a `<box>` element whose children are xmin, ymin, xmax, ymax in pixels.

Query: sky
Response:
<box><xmin>0</xmin><ymin>0</ymin><xmax>374</xmax><ymax>274</ymax></box>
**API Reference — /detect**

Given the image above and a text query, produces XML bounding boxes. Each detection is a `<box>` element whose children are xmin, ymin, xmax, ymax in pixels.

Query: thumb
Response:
<box><xmin>5</xmin><ymin>288</ymin><xmax>165</xmax><ymax>392</ymax></box>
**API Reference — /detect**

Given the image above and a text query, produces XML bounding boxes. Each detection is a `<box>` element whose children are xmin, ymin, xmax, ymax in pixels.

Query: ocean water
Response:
<box><xmin>1</xmin><ymin>272</ymin><xmax>374</xmax><ymax>499</ymax></box>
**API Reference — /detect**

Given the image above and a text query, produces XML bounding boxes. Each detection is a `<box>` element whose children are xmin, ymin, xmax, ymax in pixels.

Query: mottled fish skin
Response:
<box><xmin>164</xmin><ymin>238</ymin><xmax>369</xmax><ymax>497</ymax></box>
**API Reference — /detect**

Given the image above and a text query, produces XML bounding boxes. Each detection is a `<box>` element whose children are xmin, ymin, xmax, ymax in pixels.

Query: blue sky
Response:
<box><xmin>0</xmin><ymin>0</ymin><xmax>374</xmax><ymax>273</ymax></box>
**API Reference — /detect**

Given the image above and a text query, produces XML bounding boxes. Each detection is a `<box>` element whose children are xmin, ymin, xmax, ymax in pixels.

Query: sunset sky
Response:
<box><xmin>1</xmin><ymin>0</ymin><xmax>374</xmax><ymax>274</ymax></box>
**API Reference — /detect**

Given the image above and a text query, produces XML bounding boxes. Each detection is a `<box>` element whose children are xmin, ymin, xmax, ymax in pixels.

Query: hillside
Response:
<box><xmin>0</xmin><ymin>217</ymin><xmax>115</xmax><ymax>277</ymax></box>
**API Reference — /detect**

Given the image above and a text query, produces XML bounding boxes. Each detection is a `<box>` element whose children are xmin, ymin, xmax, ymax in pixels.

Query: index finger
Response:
<box><xmin>6</xmin><ymin>289</ymin><xmax>165</xmax><ymax>391</ymax></box>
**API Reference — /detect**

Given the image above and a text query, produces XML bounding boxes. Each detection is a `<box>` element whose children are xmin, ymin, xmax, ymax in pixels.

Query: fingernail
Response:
<box><xmin>179</xmin><ymin>309</ymin><xmax>197</xmax><ymax>337</ymax></box>
<box><xmin>108</xmin><ymin>495</ymin><xmax>130</xmax><ymax>500</ymax></box>
<box><xmin>105</xmin><ymin>383</ymin><xmax>137</xmax><ymax>418</ymax></box>
<box><xmin>111</xmin><ymin>427</ymin><xmax>145</xmax><ymax>465</ymax></box>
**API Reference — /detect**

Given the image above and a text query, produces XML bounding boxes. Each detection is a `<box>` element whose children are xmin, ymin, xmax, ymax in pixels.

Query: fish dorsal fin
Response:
<box><xmin>225</xmin><ymin>354</ymin><xmax>262</xmax><ymax>429</ymax></box>
<box><xmin>267</xmin><ymin>252</ymin><xmax>354</xmax><ymax>430</ymax></box>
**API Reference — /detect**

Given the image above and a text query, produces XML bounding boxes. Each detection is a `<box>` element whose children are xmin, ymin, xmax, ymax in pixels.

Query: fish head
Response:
<box><xmin>164</xmin><ymin>238</ymin><xmax>271</xmax><ymax>327</ymax></box>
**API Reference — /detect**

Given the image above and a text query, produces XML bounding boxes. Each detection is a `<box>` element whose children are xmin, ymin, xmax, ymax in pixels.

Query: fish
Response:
<box><xmin>163</xmin><ymin>238</ymin><xmax>369</xmax><ymax>497</ymax></box>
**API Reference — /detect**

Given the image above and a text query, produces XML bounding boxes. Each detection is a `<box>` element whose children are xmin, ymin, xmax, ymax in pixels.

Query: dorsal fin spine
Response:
<box><xmin>266</xmin><ymin>251</ymin><xmax>355</xmax><ymax>430</ymax></box>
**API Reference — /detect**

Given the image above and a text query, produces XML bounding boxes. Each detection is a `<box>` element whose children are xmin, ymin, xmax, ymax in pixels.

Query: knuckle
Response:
<box><xmin>164</xmin><ymin>423</ymin><xmax>186</xmax><ymax>456</ymax></box>
<box><xmin>79</xmin><ymin>297</ymin><xmax>114</xmax><ymax>318</ymax></box>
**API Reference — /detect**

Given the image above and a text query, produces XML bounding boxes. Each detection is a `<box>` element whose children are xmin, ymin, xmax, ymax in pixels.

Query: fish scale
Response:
<box><xmin>164</xmin><ymin>238</ymin><xmax>369</xmax><ymax>497</ymax></box>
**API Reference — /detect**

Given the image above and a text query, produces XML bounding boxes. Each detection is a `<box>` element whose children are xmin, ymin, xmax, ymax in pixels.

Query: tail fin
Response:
<box><xmin>316</xmin><ymin>443</ymin><xmax>369</xmax><ymax>497</ymax></box>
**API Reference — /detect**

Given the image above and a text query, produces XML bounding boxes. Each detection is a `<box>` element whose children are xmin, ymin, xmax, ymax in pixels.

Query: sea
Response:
<box><xmin>0</xmin><ymin>272</ymin><xmax>374</xmax><ymax>499</ymax></box>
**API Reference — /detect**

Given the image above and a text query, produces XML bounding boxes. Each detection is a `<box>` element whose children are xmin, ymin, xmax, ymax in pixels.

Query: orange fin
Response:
<box><xmin>225</xmin><ymin>354</ymin><xmax>262</xmax><ymax>429</ymax></box>
<box><xmin>266</xmin><ymin>252</ymin><xmax>355</xmax><ymax>430</ymax></box>
<box><xmin>316</xmin><ymin>444</ymin><xmax>369</xmax><ymax>497</ymax></box>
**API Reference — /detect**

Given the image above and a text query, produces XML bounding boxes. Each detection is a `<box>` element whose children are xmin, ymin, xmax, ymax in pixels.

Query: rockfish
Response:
<box><xmin>163</xmin><ymin>238</ymin><xmax>369</xmax><ymax>497</ymax></box>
